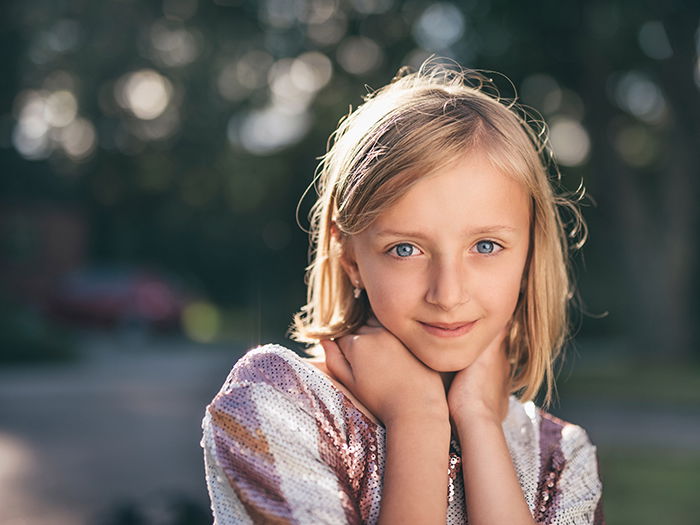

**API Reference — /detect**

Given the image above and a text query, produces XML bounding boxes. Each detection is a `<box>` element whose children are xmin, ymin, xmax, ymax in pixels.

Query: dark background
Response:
<box><xmin>1</xmin><ymin>1</ymin><xmax>699</xmax><ymax>524</ymax></box>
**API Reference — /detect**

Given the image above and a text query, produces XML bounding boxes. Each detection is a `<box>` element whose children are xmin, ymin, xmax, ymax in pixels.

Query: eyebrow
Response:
<box><xmin>375</xmin><ymin>226</ymin><xmax>518</xmax><ymax>239</ymax></box>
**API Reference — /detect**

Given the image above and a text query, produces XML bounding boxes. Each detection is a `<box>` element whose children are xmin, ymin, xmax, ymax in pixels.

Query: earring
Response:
<box><xmin>353</xmin><ymin>281</ymin><xmax>362</xmax><ymax>299</ymax></box>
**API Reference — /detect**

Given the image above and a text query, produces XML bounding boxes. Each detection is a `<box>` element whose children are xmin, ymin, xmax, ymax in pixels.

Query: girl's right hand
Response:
<box><xmin>320</xmin><ymin>317</ymin><xmax>448</xmax><ymax>427</ymax></box>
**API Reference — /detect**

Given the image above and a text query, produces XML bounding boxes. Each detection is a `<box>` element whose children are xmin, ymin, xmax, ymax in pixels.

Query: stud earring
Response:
<box><xmin>353</xmin><ymin>281</ymin><xmax>362</xmax><ymax>299</ymax></box>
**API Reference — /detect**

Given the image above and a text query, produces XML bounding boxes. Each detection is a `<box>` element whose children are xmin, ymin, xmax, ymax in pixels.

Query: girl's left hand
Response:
<box><xmin>447</xmin><ymin>327</ymin><xmax>511</xmax><ymax>426</ymax></box>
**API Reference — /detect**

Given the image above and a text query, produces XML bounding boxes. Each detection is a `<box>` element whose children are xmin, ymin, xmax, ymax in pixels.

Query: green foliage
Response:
<box><xmin>599</xmin><ymin>447</ymin><xmax>700</xmax><ymax>525</ymax></box>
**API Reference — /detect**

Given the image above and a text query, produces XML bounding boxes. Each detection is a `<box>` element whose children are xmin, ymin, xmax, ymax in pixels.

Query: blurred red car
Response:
<box><xmin>46</xmin><ymin>266</ymin><xmax>195</xmax><ymax>331</ymax></box>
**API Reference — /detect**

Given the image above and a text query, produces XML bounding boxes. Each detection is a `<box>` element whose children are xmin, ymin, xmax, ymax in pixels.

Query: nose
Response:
<box><xmin>424</xmin><ymin>254</ymin><xmax>470</xmax><ymax>311</ymax></box>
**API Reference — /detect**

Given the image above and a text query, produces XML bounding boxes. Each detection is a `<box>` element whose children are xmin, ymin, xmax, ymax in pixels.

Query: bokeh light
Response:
<box><xmin>349</xmin><ymin>0</ymin><xmax>394</xmax><ymax>15</ymax></box>
<box><xmin>336</xmin><ymin>36</ymin><xmax>383</xmax><ymax>74</ymax></box>
<box><xmin>57</xmin><ymin>117</ymin><xmax>97</xmax><ymax>161</ymax></box>
<box><xmin>149</xmin><ymin>20</ymin><xmax>200</xmax><ymax>67</ymax></box>
<box><xmin>290</xmin><ymin>51</ymin><xmax>333</xmax><ymax>93</ymax></box>
<box><xmin>11</xmin><ymin>88</ymin><xmax>95</xmax><ymax>161</ymax></box>
<box><xmin>115</xmin><ymin>69</ymin><xmax>174</xmax><ymax>120</ymax></box>
<box><xmin>548</xmin><ymin>117</ymin><xmax>591</xmax><ymax>167</ymax></box>
<box><xmin>412</xmin><ymin>3</ymin><xmax>464</xmax><ymax>50</ymax></box>
<box><xmin>307</xmin><ymin>10</ymin><xmax>347</xmax><ymax>46</ymax></box>
<box><xmin>163</xmin><ymin>0</ymin><xmax>199</xmax><ymax>21</ymax></box>
<box><xmin>44</xmin><ymin>90</ymin><xmax>78</xmax><ymax>128</ymax></box>
<box><xmin>520</xmin><ymin>74</ymin><xmax>562</xmax><ymax>115</ymax></box>
<box><xmin>614</xmin><ymin>124</ymin><xmax>659</xmax><ymax>167</ymax></box>
<box><xmin>228</xmin><ymin>105</ymin><xmax>311</xmax><ymax>155</ymax></box>
<box><xmin>181</xmin><ymin>301</ymin><xmax>221</xmax><ymax>343</ymax></box>
<box><xmin>612</xmin><ymin>71</ymin><xmax>667</xmax><ymax>124</ymax></box>
<box><xmin>638</xmin><ymin>21</ymin><xmax>673</xmax><ymax>60</ymax></box>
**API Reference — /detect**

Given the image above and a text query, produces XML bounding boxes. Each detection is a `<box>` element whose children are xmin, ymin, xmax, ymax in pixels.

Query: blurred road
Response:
<box><xmin>0</xmin><ymin>335</ymin><xmax>698</xmax><ymax>525</ymax></box>
<box><xmin>0</xmin><ymin>333</ymin><xmax>244</xmax><ymax>525</ymax></box>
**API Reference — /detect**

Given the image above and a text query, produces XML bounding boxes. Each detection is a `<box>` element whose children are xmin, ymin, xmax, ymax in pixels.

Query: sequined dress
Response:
<box><xmin>201</xmin><ymin>344</ymin><xmax>605</xmax><ymax>524</ymax></box>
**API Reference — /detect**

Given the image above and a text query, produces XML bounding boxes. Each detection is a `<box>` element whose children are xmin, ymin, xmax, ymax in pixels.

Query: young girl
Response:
<box><xmin>201</xmin><ymin>59</ymin><xmax>605</xmax><ymax>524</ymax></box>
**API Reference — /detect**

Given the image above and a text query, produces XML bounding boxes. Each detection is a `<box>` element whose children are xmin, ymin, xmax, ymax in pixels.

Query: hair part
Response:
<box><xmin>290</xmin><ymin>58</ymin><xmax>588</xmax><ymax>409</ymax></box>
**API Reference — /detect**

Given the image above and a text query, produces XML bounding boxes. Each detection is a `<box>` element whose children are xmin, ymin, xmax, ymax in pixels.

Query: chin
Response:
<box><xmin>420</xmin><ymin>355</ymin><xmax>475</xmax><ymax>373</ymax></box>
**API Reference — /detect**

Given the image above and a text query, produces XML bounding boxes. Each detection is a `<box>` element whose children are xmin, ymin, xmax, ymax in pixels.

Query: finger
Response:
<box><xmin>320</xmin><ymin>339</ymin><xmax>354</xmax><ymax>386</ymax></box>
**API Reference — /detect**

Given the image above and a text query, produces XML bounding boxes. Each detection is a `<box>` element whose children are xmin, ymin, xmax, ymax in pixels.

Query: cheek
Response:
<box><xmin>360</xmin><ymin>261</ymin><xmax>417</xmax><ymax>318</ymax></box>
<box><xmin>477</xmin><ymin>260</ymin><xmax>525</xmax><ymax>313</ymax></box>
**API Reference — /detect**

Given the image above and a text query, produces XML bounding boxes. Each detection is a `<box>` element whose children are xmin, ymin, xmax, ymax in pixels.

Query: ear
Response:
<box><xmin>331</xmin><ymin>222</ymin><xmax>363</xmax><ymax>289</ymax></box>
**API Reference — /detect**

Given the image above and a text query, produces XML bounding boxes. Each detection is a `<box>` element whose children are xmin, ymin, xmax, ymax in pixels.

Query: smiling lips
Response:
<box><xmin>419</xmin><ymin>320</ymin><xmax>477</xmax><ymax>338</ymax></box>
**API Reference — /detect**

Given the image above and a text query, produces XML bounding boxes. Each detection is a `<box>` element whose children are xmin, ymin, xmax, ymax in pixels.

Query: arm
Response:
<box><xmin>447</xmin><ymin>328</ymin><xmax>536</xmax><ymax>525</ymax></box>
<box><xmin>538</xmin><ymin>423</ymin><xmax>605</xmax><ymax>525</ymax></box>
<box><xmin>321</xmin><ymin>323</ymin><xmax>451</xmax><ymax>524</ymax></box>
<box><xmin>379</xmin><ymin>415</ymin><xmax>451</xmax><ymax>524</ymax></box>
<box><xmin>201</xmin><ymin>382</ymin><xmax>358</xmax><ymax>524</ymax></box>
<box><xmin>453</xmin><ymin>409</ymin><xmax>536</xmax><ymax>525</ymax></box>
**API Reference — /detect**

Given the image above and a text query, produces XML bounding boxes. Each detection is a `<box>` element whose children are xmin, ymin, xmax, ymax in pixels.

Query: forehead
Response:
<box><xmin>368</xmin><ymin>153</ymin><xmax>531</xmax><ymax>236</ymax></box>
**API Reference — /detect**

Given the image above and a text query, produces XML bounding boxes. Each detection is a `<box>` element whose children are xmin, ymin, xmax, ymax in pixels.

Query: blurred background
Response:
<box><xmin>1</xmin><ymin>0</ymin><xmax>699</xmax><ymax>523</ymax></box>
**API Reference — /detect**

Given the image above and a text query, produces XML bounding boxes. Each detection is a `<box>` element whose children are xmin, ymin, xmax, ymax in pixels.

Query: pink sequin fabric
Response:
<box><xmin>201</xmin><ymin>344</ymin><xmax>605</xmax><ymax>524</ymax></box>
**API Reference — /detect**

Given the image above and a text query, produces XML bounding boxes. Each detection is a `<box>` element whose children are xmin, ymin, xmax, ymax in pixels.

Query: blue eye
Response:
<box><xmin>391</xmin><ymin>243</ymin><xmax>419</xmax><ymax>257</ymax></box>
<box><xmin>475</xmin><ymin>240</ymin><xmax>500</xmax><ymax>254</ymax></box>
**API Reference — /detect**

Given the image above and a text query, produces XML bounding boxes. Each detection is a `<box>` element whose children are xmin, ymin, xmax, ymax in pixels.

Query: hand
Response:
<box><xmin>320</xmin><ymin>317</ymin><xmax>448</xmax><ymax>427</ymax></box>
<box><xmin>447</xmin><ymin>326</ymin><xmax>511</xmax><ymax>426</ymax></box>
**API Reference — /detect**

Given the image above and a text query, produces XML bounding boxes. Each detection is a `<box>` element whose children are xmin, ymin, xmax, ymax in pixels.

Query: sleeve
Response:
<box><xmin>547</xmin><ymin>425</ymin><xmax>605</xmax><ymax>525</ymax></box>
<box><xmin>201</xmin><ymin>381</ymin><xmax>359</xmax><ymax>525</ymax></box>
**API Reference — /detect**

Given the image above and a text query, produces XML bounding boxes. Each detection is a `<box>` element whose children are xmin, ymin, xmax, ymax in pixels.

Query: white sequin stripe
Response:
<box><xmin>265</xmin><ymin>344</ymin><xmax>350</xmax><ymax>435</ymax></box>
<box><xmin>556</xmin><ymin>424</ymin><xmax>603</xmax><ymax>523</ymax></box>
<box><xmin>502</xmin><ymin>397</ymin><xmax>542</xmax><ymax>515</ymax></box>
<box><xmin>201</xmin><ymin>411</ymin><xmax>255</xmax><ymax>525</ymax></box>
<box><xmin>252</xmin><ymin>382</ymin><xmax>349</xmax><ymax>524</ymax></box>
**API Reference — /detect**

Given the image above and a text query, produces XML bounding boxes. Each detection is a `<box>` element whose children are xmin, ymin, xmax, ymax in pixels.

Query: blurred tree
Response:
<box><xmin>0</xmin><ymin>0</ymin><xmax>698</xmax><ymax>358</ymax></box>
<box><xmin>574</xmin><ymin>2</ymin><xmax>700</xmax><ymax>359</ymax></box>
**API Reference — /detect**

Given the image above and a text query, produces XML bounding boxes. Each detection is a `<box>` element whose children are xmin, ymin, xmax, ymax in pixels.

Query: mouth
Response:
<box><xmin>419</xmin><ymin>320</ymin><xmax>477</xmax><ymax>338</ymax></box>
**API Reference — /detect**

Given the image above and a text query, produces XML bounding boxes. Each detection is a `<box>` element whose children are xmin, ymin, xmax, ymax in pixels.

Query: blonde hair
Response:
<box><xmin>290</xmin><ymin>58</ymin><xmax>587</xmax><ymax>408</ymax></box>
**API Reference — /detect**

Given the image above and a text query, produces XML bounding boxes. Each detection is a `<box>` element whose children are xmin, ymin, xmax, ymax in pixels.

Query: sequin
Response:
<box><xmin>201</xmin><ymin>344</ymin><xmax>605</xmax><ymax>524</ymax></box>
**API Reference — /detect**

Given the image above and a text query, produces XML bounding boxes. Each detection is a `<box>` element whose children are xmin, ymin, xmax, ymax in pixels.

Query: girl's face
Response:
<box><xmin>340</xmin><ymin>152</ymin><xmax>531</xmax><ymax>373</ymax></box>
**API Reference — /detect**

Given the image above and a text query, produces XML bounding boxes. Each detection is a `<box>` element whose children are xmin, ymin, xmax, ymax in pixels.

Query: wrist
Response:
<box><xmin>451</xmin><ymin>403</ymin><xmax>503</xmax><ymax>430</ymax></box>
<box><xmin>384</xmin><ymin>409</ymin><xmax>450</xmax><ymax>430</ymax></box>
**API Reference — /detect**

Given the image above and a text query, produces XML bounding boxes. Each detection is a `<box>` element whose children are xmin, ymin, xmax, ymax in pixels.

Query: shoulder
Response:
<box><xmin>504</xmin><ymin>396</ymin><xmax>599</xmax><ymax>464</ymax></box>
<box><xmin>208</xmin><ymin>343</ymin><xmax>342</xmax><ymax>421</ymax></box>
<box><xmin>504</xmin><ymin>398</ymin><xmax>604</xmax><ymax>521</ymax></box>
<box><xmin>219</xmin><ymin>343</ymin><xmax>309</xmax><ymax>394</ymax></box>
<box><xmin>536</xmin><ymin>407</ymin><xmax>598</xmax><ymax>458</ymax></box>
